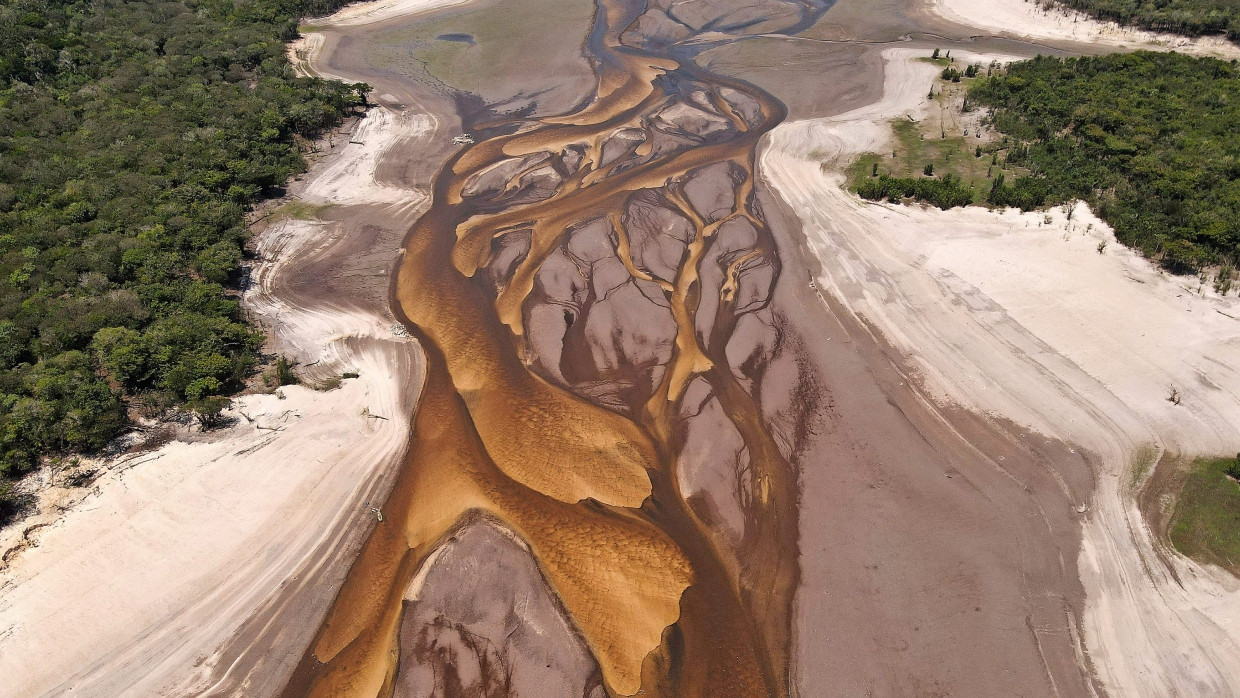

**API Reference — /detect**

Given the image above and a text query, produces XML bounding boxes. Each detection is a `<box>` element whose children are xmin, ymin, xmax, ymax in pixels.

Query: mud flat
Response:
<box><xmin>285</xmin><ymin>0</ymin><xmax>1111</xmax><ymax>694</ymax></box>
<box><xmin>762</xmin><ymin>43</ymin><xmax>1240</xmax><ymax>696</ymax></box>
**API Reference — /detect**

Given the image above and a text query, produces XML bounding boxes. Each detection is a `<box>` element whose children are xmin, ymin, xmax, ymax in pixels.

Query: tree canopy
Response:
<box><xmin>969</xmin><ymin>51</ymin><xmax>1240</xmax><ymax>269</ymax></box>
<box><xmin>0</xmin><ymin>0</ymin><xmax>364</xmax><ymax>477</ymax></box>
<box><xmin>1054</xmin><ymin>0</ymin><xmax>1240</xmax><ymax>41</ymax></box>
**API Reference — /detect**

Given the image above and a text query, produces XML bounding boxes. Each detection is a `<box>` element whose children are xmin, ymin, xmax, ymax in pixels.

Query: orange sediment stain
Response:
<box><xmin>291</xmin><ymin>350</ymin><xmax>693</xmax><ymax>697</ymax></box>
<box><xmin>283</xmin><ymin>0</ymin><xmax>803</xmax><ymax>695</ymax></box>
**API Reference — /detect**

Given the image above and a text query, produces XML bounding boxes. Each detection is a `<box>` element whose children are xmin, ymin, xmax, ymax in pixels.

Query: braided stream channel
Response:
<box><xmin>283</xmin><ymin>0</ymin><xmax>833</xmax><ymax>694</ymax></box>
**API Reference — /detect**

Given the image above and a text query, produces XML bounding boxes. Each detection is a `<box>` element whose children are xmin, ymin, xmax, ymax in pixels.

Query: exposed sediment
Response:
<box><xmin>283</xmin><ymin>0</ymin><xmax>835</xmax><ymax>692</ymax></box>
<box><xmin>280</xmin><ymin>0</ymin><xmax>1109</xmax><ymax>696</ymax></box>
<box><xmin>762</xmin><ymin>39</ymin><xmax>1240</xmax><ymax>697</ymax></box>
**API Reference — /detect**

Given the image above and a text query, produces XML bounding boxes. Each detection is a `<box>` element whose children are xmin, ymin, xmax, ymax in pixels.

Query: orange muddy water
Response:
<box><xmin>281</xmin><ymin>0</ymin><xmax>826</xmax><ymax>695</ymax></box>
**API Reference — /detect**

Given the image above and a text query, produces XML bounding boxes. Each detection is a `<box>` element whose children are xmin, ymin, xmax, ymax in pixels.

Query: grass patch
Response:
<box><xmin>1130</xmin><ymin>443</ymin><xmax>1160</xmax><ymax>487</ymax></box>
<box><xmin>314</xmin><ymin>376</ymin><xmax>342</xmax><ymax>391</ymax></box>
<box><xmin>849</xmin><ymin>119</ymin><xmax>1004</xmax><ymax>205</ymax></box>
<box><xmin>270</xmin><ymin>200</ymin><xmax>332</xmax><ymax>222</ymax></box>
<box><xmin>848</xmin><ymin>117</ymin><xmax>1025</xmax><ymax>209</ymax></box>
<box><xmin>889</xmin><ymin>112</ymin><xmax>1015</xmax><ymax>195</ymax></box>
<box><xmin>1169</xmin><ymin>455</ymin><xmax>1240</xmax><ymax>575</ymax></box>
<box><xmin>845</xmin><ymin>54</ymin><xmax>1027</xmax><ymax>210</ymax></box>
<box><xmin>261</xmin><ymin>355</ymin><xmax>300</xmax><ymax>389</ymax></box>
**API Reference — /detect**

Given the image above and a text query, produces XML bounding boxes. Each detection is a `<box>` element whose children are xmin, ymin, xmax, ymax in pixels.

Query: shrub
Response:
<box><xmin>858</xmin><ymin>174</ymin><xmax>975</xmax><ymax>210</ymax></box>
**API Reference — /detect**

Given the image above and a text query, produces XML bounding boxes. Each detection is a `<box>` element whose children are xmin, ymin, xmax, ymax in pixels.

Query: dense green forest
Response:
<box><xmin>852</xmin><ymin>51</ymin><xmax>1239</xmax><ymax>271</ymax></box>
<box><xmin>966</xmin><ymin>52</ymin><xmax>1240</xmax><ymax>269</ymax></box>
<box><xmin>0</xmin><ymin>0</ymin><xmax>366</xmax><ymax>488</ymax></box>
<box><xmin>1054</xmin><ymin>0</ymin><xmax>1240</xmax><ymax>41</ymax></box>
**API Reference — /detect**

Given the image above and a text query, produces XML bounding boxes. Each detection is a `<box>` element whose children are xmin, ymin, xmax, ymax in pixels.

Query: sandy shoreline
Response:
<box><xmin>932</xmin><ymin>0</ymin><xmax>1240</xmax><ymax>59</ymax></box>
<box><xmin>0</xmin><ymin>0</ymin><xmax>453</xmax><ymax>693</ymax></box>
<box><xmin>761</xmin><ymin>43</ymin><xmax>1240</xmax><ymax>696</ymax></box>
<box><xmin>308</xmin><ymin>0</ymin><xmax>469</xmax><ymax>26</ymax></box>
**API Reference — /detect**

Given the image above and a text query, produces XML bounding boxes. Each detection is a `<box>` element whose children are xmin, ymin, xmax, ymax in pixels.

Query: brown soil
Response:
<box><xmin>1135</xmin><ymin>450</ymin><xmax>1195</xmax><ymax>584</ymax></box>
<box><xmin>757</xmin><ymin>175</ymin><xmax>1099</xmax><ymax>696</ymax></box>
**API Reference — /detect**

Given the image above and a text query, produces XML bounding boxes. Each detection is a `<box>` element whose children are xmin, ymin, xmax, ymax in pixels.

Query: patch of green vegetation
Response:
<box><xmin>857</xmin><ymin>173</ymin><xmax>976</xmax><ymax>210</ymax></box>
<box><xmin>270</xmin><ymin>200</ymin><xmax>332</xmax><ymax>222</ymax></box>
<box><xmin>1169</xmin><ymin>455</ymin><xmax>1240</xmax><ymax>575</ymax></box>
<box><xmin>0</xmin><ymin>0</ymin><xmax>367</xmax><ymax>476</ymax></box>
<box><xmin>897</xmin><ymin>119</ymin><xmax>1001</xmax><ymax>196</ymax></box>
<box><xmin>985</xmin><ymin>172</ymin><xmax>1053</xmax><ymax>211</ymax></box>
<box><xmin>262</xmin><ymin>356</ymin><xmax>299</xmax><ymax>389</ymax></box>
<box><xmin>918</xmin><ymin>48</ymin><xmax>952</xmax><ymax>66</ymax></box>
<box><xmin>314</xmin><ymin>375</ymin><xmax>341</xmax><ymax>391</ymax></box>
<box><xmin>1130</xmin><ymin>443</ymin><xmax>1160</xmax><ymax>487</ymax></box>
<box><xmin>848</xmin><ymin>114</ymin><xmax>1018</xmax><ymax>208</ymax></box>
<box><xmin>1053</xmin><ymin>0</ymin><xmax>1240</xmax><ymax>41</ymax></box>
<box><xmin>940</xmin><ymin>64</ymin><xmax>982</xmax><ymax>83</ymax></box>
<box><xmin>970</xmin><ymin>52</ymin><xmax>1240</xmax><ymax>270</ymax></box>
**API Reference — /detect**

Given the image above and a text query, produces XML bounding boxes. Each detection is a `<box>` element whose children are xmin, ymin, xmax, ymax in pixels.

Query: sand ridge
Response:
<box><xmin>309</xmin><ymin>0</ymin><xmax>471</xmax><ymax>27</ymax></box>
<box><xmin>762</xmin><ymin>44</ymin><xmax>1240</xmax><ymax>696</ymax></box>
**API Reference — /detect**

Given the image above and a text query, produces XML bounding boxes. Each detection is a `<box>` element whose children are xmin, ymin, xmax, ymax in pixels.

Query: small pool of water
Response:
<box><xmin>435</xmin><ymin>33</ymin><xmax>476</xmax><ymax>45</ymax></box>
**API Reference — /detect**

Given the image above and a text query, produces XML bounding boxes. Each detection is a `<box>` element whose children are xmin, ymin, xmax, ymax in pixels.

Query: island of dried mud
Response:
<box><xmin>1</xmin><ymin>0</ymin><xmax>1238</xmax><ymax>696</ymax></box>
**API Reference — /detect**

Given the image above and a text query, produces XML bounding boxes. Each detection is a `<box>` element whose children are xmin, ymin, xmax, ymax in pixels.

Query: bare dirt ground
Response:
<box><xmin>761</xmin><ymin>35</ymin><xmax>1240</xmax><ymax>696</ymax></box>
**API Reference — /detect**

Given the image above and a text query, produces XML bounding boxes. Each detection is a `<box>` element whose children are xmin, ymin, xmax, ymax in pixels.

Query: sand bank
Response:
<box><xmin>308</xmin><ymin>0</ymin><xmax>469</xmax><ymax>27</ymax></box>
<box><xmin>932</xmin><ymin>0</ymin><xmax>1240</xmax><ymax>59</ymax></box>
<box><xmin>0</xmin><ymin>343</ymin><xmax>417</xmax><ymax>696</ymax></box>
<box><xmin>0</xmin><ymin>0</ymin><xmax>457</xmax><ymax>693</ymax></box>
<box><xmin>762</xmin><ymin>45</ymin><xmax>1240</xmax><ymax>695</ymax></box>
